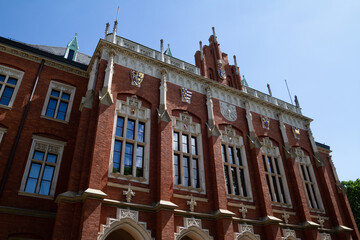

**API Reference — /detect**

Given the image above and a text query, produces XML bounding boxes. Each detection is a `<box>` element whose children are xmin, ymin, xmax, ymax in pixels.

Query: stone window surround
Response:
<box><xmin>108</xmin><ymin>96</ymin><xmax>151</xmax><ymax>184</ymax></box>
<box><xmin>40</xmin><ymin>80</ymin><xmax>76</xmax><ymax>123</ymax></box>
<box><xmin>220</xmin><ymin>125</ymin><xmax>253</xmax><ymax>201</ymax></box>
<box><xmin>172</xmin><ymin>112</ymin><xmax>206</xmax><ymax>194</ymax></box>
<box><xmin>19</xmin><ymin>135</ymin><xmax>66</xmax><ymax>198</ymax></box>
<box><xmin>295</xmin><ymin>147</ymin><xmax>324</xmax><ymax>212</ymax></box>
<box><xmin>0</xmin><ymin>64</ymin><xmax>24</xmax><ymax>109</ymax></box>
<box><xmin>261</xmin><ymin>137</ymin><xmax>292</xmax><ymax>207</ymax></box>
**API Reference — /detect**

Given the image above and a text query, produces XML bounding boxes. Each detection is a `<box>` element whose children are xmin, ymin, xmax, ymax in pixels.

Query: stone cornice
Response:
<box><xmin>92</xmin><ymin>39</ymin><xmax>312</xmax><ymax>127</ymax></box>
<box><xmin>0</xmin><ymin>43</ymin><xmax>88</xmax><ymax>78</ymax></box>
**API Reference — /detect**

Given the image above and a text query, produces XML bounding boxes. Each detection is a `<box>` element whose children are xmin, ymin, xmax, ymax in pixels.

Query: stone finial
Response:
<box><xmin>267</xmin><ymin>83</ymin><xmax>272</xmax><ymax>97</ymax></box>
<box><xmin>212</xmin><ymin>26</ymin><xmax>217</xmax><ymax>43</ymax></box>
<box><xmin>295</xmin><ymin>95</ymin><xmax>300</xmax><ymax>108</ymax></box>
<box><xmin>105</xmin><ymin>22</ymin><xmax>110</xmax><ymax>36</ymax></box>
<box><xmin>239</xmin><ymin>203</ymin><xmax>248</xmax><ymax>219</ymax></box>
<box><xmin>112</xmin><ymin>20</ymin><xmax>118</xmax><ymax>43</ymax></box>
<box><xmin>233</xmin><ymin>55</ymin><xmax>239</xmax><ymax>74</ymax></box>
<box><xmin>318</xmin><ymin>216</ymin><xmax>325</xmax><ymax>228</ymax></box>
<box><xmin>200</xmin><ymin>41</ymin><xmax>203</xmax><ymax>60</ymax></box>
<box><xmin>160</xmin><ymin>39</ymin><xmax>164</xmax><ymax>62</ymax></box>
<box><xmin>123</xmin><ymin>184</ymin><xmax>135</xmax><ymax>203</ymax></box>
<box><xmin>187</xmin><ymin>195</ymin><xmax>197</xmax><ymax>212</ymax></box>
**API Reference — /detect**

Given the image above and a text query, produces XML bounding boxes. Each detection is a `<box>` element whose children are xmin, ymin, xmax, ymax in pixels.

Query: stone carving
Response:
<box><xmin>318</xmin><ymin>216</ymin><xmax>325</xmax><ymax>228</ymax></box>
<box><xmin>220</xmin><ymin>101</ymin><xmax>237</xmax><ymax>122</ymax></box>
<box><xmin>282</xmin><ymin>211</ymin><xmax>290</xmax><ymax>224</ymax></box>
<box><xmin>282</xmin><ymin>228</ymin><xmax>297</xmax><ymax>239</ymax></box>
<box><xmin>123</xmin><ymin>184</ymin><xmax>135</xmax><ymax>203</ymax></box>
<box><xmin>187</xmin><ymin>195</ymin><xmax>197</xmax><ymax>212</ymax></box>
<box><xmin>320</xmin><ymin>233</ymin><xmax>331</xmax><ymax>240</ymax></box>
<box><xmin>235</xmin><ymin>224</ymin><xmax>260</xmax><ymax>239</ymax></box>
<box><xmin>185</xmin><ymin>217</ymin><xmax>201</xmax><ymax>228</ymax></box>
<box><xmin>174</xmin><ymin>217</ymin><xmax>213</xmax><ymax>240</ymax></box>
<box><xmin>118</xmin><ymin>209</ymin><xmax>138</xmax><ymax>221</ymax></box>
<box><xmin>261</xmin><ymin>115</ymin><xmax>270</xmax><ymax>130</ymax></box>
<box><xmin>239</xmin><ymin>203</ymin><xmax>248</xmax><ymax>219</ymax></box>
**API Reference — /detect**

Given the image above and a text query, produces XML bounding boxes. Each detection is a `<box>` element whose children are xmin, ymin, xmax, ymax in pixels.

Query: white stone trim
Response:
<box><xmin>235</xmin><ymin>224</ymin><xmax>260</xmax><ymax>240</ymax></box>
<box><xmin>0</xmin><ymin>64</ymin><xmax>24</xmax><ymax>109</ymax></box>
<box><xmin>19</xmin><ymin>135</ymin><xmax>66</xmax><ymax>197</ymax></box>
<box><xmin>98</xmin><ymin>208</ymin><xmax>153</xmax><ymax>240</ymax></box>
<box><xmin>175</xmin><ymin>217</ymin><xmax>213</xmax><ymax>240</ymax></box>
<box><xmin>172</xmin><ymin>112</ymin><xmax>206</xmax><ymax>194</ymax></box>
<box><xmin>109</xmin><ymin>96</ymin><xmax>151</xmax><ymax>184</ymax></box>
<box><xmin>101</xmin><ymin>49</ymin><xmax>308</xmax><ymax>130</ymax></box>
<box><xmin>41</xmin><ymin>80</ymin><xmax>76</xmax><ymax>123</ymax></box>
<box><xmin>281</xmin><ymin>228</ymin><xmax>300</xmax><ymax>240</ymax></box>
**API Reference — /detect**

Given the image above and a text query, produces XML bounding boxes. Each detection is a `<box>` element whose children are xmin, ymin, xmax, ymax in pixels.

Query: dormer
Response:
<box><xmin>64</xmin><ymin>34</ymin><xmax>79</xmax><ymax>61</ymax></box>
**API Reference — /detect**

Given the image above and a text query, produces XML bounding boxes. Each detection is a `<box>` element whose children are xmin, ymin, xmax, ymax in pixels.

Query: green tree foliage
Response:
<box><xmin>342</xmin><ymin>179</ymin><xmax>360</xmax><ymax>230</ymax></box>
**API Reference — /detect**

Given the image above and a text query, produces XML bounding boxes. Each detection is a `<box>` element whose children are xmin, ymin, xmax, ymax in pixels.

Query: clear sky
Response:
<box><xmin>1</xmin><ymin>0</ymin><xmax>359</xmax><ymax>181</ymax></box>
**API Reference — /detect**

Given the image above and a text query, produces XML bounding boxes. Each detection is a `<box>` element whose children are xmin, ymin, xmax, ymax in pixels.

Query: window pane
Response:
<box><xmin>231</xmin><ymin>167</ymin><xmax>239</xmax><ymax>195</ymax></box>
<box><xmin>45</xmin><ymin>98</ymin><xmax>57</xmax><ymax>118</ymax></box>
<box><xmin>25</xmin><ymin>163</ymin><xmax>41</xmax><ymax>193</ymax></box>
<box><xmin>39</xmin><ymin>166</ymin><xmax>54</xmax><ymax>195</ymax></box>
<box><xmin>42</xmin><ymin>166</ymin><xmax>54</xmax><ymax>181</ymax></box>
<box><xmin>137</xmin><ymin>122</ymin><xmax>145</xmax><ymax>142</ymax></box>
<box><xmin>51</xmin><ymin>90</ymin><xmax>60</xmax><ymax>98</ymax></box>
<box><xmin>126</xmin><ymin>119</ymin><xmax>135</xmax><ymax>139</ymax></box>
<box><xmin>221</xmin><ymin>145</ymin><xmax>227</xmax><ymax>162</ymax></box>
<box><xmin>300</xmin><ymin>165</ymin><xmax>307</xmax><ymax>181</ymax></box>
<box><xmin>228</xmin><ymin>147</ymin><xmax>235</xmax><ymax>164</ymax></box>
<box><xmin>183</xmin><ymin>156</ymin><xmax>190</xmax><ymax>186</ymax></box>
<box><xmin>0</xmin><ymin>75</ymin><xmax>5</xmax><ymax>82</ymax></box>
<box><xmin>306</xmin><ymin>166</ymin><xmax>313</xmax><ymax>182</ymax></box>
<box><xmin>182</xmin><ymin>134</ymin><xmax>188</xmax><ymax>153</ymax></box>
<box><xmin>124</xmin><ymin>143</ymin><xmax>133</xmax><ymax>175</ymax></box>
<box><xmin>266</xmin><ymin>175</ymin><xmax>273</xmax><ymax>201</ymax></box>
<box><xmin>262</xmin><ymin>155</ymin><xmax>267</xmax><ymax>171</ymax></box>
<box><xmin>61</xmin><ymin>92</ymin><xmax>70</xmax><ymax>101</ymax></box>
<box><xmin>237</xmin><ymin>148</ymin><xmax>243</xmax><ymax>166</ymax></box>
<box><xmin>0</xmin><ymin>86</ymin><xmax>14</xmax><ymax>106</ymax></box>
<box><xmin>305</xmin><ymin>183</ymin><xmax>314</xmax><ymax>208</ymax></box>
<box><xmin>7</xmin><ymin>77</ymin><xmax>18</xmax><ymax>85</ymax></box>
<box><xmin>191</xmin><ymin>137</ymin><xmax>197</xmax><ymax>155</ymax></box>
<box><xmin>192</xmin><ymin>158</ymin><xmax>199</xmax><ymax>188</ymax></box>
<box><xmin>268</xmin><ymin>156</ymin><xmax>274</xmax><ymax>173</ymax></box>
<box><xmin>56</xmin><ymin>101</ymin><xmax>68</xmax><ymax>120</ymax></box>
<box><xmin>173</xmin><ymin>132</ymin><xmax>179</xmax><ymax>151</ymax></box>
<box><xmin>39</xmin><ymin>181</ymin><xmax>51</xmax><ymax>195</ymax></box>
<box><xmin>279</xmin><ymin>177</ymin><xmax>287</xmax><ymax>203</ymax></box>
<box><xmin>274</xmin><ymin>158</ymin><xmax>280</xmax><ymax>174</ymax></box>
<box><xmin>33</xmin><ymin>151</ymin><xmax>45</xmax><ymax>161</ymax></box>
<box><xmin>113</xmin><ymin>140</ymin><xmax>122</xmax><ymax>172</ymax></box>
<box><xmin>311</xmin><ymin>185</ymin><xmax>319</xmax><ymax>208</ymax></box>
<box><xmin>46</xmin><ymin>153</ymin><xmax>57</xmax><ymax>163</ymax></box>
<box><xmin>136</xmin><ymin>146</ymin><xmax>144</xmax><ymax>177</ymax></box>
<box><xmin>116</xmin><ymin>117</ymin><xmax>124</xmax><ymax>137</ymax></box>
<box><xmin>240</xmin><ymin>169</ymin><xmax>247</xmax><ymax>197</ymax></box>
<box><xmin>272</xmin><ymin>176</ymin><xmax>280</xmax><ymax>202</ymax></box>
<box><xmin>174</xmin><ymin>154</ymin><xmax>180</xmax><ymax>184</ymax></box>
<box><xmin>224</xmin><ymin>166</ymin><xmax>231</xmax><ymax>194</ymax></box>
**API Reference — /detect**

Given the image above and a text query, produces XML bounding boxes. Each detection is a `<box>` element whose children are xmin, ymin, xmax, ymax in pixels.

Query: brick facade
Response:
<box><xmin>0</xmin><ymin>27</ymin><xmax>358</xmax><ymax>240</ymax></box>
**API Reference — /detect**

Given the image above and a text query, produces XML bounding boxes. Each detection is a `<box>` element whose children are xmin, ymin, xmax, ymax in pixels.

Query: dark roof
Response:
<box><xmin>315</xmin><ymin>141</ymin><xmax>330</xmax><ymax>150</ymax></box>
<box><xmin>0</xmin><ymin>36</ymin><xmax>89</xmax><ymax>70</ymax></box>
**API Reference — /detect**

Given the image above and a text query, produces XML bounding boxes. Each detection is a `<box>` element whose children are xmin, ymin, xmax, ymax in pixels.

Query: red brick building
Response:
<box><xmin>0</xmin><ymin>23</ymin><xmax>358</xmax><ymax>240</ymax></box>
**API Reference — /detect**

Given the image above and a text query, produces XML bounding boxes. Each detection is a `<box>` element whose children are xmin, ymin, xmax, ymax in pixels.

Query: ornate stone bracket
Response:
<box><xmin>282</xmin><ymin>228</ymin><xmax>300</xmax><ymax>240</ymax></box>
<box><xmin>187</xmin><ymin>195</ymin><xmax>197</xmax><ymax>212</ymax></box>
<box><xmin>123</xmin><ymin>184</ymin><xmax>135</xmax><ymax>203</ymax></box>
<box><xmin>239</xmin><ymin>203</ymin><xmax>248</xmax><ymax>219</ymax></box>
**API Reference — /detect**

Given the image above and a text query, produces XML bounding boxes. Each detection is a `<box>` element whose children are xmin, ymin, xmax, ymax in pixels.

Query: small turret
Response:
<box><xmin>64</xmin><ymin>33</ymin><xmax>79</xmax><ymax>61</ymax></box>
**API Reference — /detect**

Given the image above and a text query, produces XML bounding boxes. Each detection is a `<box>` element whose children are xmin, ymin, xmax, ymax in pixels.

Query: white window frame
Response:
<box><xmin>261</xmin><ymin>137</ymin><xmax>292</xmax><ymax>207</ymax></box>
<box><xmin>0</xmin><ymin>127</ymin><xmax>7</xmax><ymax>144</ymax></box>
<box><xmin>172</xmin><ymin>112</ymin><xmax>205</xmax><ymax>193</ymax></box>
<box><xmin>19</xmin><ymin>136</ymin><xmax>66</xmax><ymax>198</ymax></box>
<box><xmin>0</xmin><ymin>65</ymin><xmax>24</xmax><ymax>109</ymax></box>
<box><xmin>294</xmin><ymin>147</ymin><xmax>324</xmax><ymax>212</ymax></box>
<box><xmin>41</xmin><ymin>80</ymin><xmax>76</xmax><ymax>123</ymax></box>
<box><xmin>109</xmin><ymin>96</ymin><xmax>151</xmax><ymax>184</ymax></box>
<box><xmin>220</xmin><ymin>125</ymin><xmax>252</xmax><ymax>201</ymax></box>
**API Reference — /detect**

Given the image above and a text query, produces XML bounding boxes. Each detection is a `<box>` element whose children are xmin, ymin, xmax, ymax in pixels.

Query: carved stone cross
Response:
<box><xmin>318</xmin><ymin>216</ymin><xmax>325</xmax><ymax>228</ymax></box>
<box><xmin>282</xmin><ymin>211</ymin><xmax>290</xmax><ymax>224</ymax></box>
<box><xmin>187</xmin><ymin>195</ymin><xmax>197</xmax><ymax>212</ymax></box>
<box><xmin>123</xmin><ymin>184</ymin><xmax>135</xmax><ymax>203</ymax></box>
<box><xmin>239</xmin><ymin>203</ymin><xmax>248</xmax><ymax>219</ymax></box>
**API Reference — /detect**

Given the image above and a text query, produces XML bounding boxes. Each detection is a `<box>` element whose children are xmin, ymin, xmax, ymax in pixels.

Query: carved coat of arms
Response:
<box><xmin>130</xmin><ymin>70</ymin><xmax>144</xmax><ymax>87</ymax></box>
<box><xmin>218</xmin><ymin>69</ymin><xmax>226</xmax><ymax>80</ymax></box>
<box><xmin>220</xmin><ymin>101</ymin><xmax>237</xmax><ymax>121</ymax></box>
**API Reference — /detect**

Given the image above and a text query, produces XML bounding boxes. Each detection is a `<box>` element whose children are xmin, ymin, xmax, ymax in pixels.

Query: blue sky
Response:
<box><xmin>1</xmin><ymin>0</ymin><xmax>359</xmax><ymax>181</ymax></box>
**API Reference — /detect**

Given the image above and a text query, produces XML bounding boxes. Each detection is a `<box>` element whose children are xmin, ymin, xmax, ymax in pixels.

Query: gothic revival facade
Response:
<box><xmin>0</xmin><ymin>23</ymin><xmax>358</xmax><ymax>240</ymax></box>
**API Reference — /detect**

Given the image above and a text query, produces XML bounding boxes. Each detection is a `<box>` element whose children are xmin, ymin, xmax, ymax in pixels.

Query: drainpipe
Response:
<box><xmin>0</xmin><ymin>59</ymin><xmax>45</xmax><ymax>197</ymax></box>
